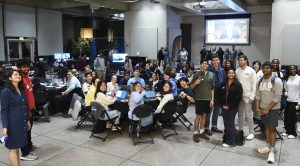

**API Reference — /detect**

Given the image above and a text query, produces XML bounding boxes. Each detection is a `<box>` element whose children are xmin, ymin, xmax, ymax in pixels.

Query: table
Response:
<box><xmin>44</xmin><ymin>84</ymin><xmax>67</xmax><ymax>114</ymax></box>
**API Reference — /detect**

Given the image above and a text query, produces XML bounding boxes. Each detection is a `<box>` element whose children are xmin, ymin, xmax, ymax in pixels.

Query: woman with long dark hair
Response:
<box><xmin>217</xmin><ymin>68</ymin><xmax>243</xmax><ymax>147</ymax></box>
<box><xmin>282</xmin><ymin>65</ymin><xmax>300</xmax><ymax>139</ymax></box>
<box><xmin>1</xmin><ymin>70</ymin><xmax>31</xmax><ymax>166</ymax></box>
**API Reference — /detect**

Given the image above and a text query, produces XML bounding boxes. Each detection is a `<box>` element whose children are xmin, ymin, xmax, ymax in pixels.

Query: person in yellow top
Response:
<box><xmin>85</xmin><ymin>78</ymin><xmax>100</xmax><ymax>107</ymax></box>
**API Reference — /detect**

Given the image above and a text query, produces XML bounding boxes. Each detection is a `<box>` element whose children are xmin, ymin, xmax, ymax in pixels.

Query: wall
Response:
<box><xmin>167</xmin><ymin>6</ymin><xmax>182</xmax><ymax>59</ymax></box>
<box><xmin>182</xmin><ymin>13</ymin><xmax>272</xmax><ymax>65</ymax></box>
<box><xmin>270</xmin><ymin>0</ymin><xmax>300</xmax><ymax>65</ymax></box>
<box><xmin>38</xmin><ymin>9</ymin><xmax>63</xmax><ymax>56</ymax></box>
<box><xmin>124</xmin><ymin>0</ymin><xmax>167</xmax><ymax>59</ymax></box>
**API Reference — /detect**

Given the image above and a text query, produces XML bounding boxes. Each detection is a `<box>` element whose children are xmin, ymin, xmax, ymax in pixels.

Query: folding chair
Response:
<box><xmin>75</xmin><ymin>106</ymin><xmax>96</xmax><ymax>129</ymax></box>
<box><xmin>129</xmin><ymin>105</ymin><xmax>155</xmax><ymax>146</ymax></box>
<box><xmin>34</xmin><ymin>90</ymin><xmax>50</xmax><ymax>122</ymax></box>
<box><xmin>173</xmin><ymin>100</ymin><xmax>193</xmax><ymax>130</ymax></box>
<box><xmin>90</xmin><ymin>101</ymin><xmax>122</xmax><ymax>142</ymax></box>
<box><xmin>156</xmin><ymin>100</ymin><xmax>178</xmax><ymax>139</ymax></box>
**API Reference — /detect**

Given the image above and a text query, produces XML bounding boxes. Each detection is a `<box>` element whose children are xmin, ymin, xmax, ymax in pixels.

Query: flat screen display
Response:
<box><xmin>205</xmin><ymin>18</ymin><xmax>250</xmax><ymax>45</ymax></box>
<box><xmin>54</xmin><ymin>53</ymin><xmax>70</xmax><ymax>60</ymax></box>
<box><xmin>112</xmin><ymin>53</ymin><xmax>127</xmax><ymax>63</ymax></box>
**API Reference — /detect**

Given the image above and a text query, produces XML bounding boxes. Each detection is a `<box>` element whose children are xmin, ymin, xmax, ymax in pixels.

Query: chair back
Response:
<box><xmin>162</xmin><ymin>100</ymin><xmax>177</xmax><ymax>118</ymax></box>
<box><xmin>133</xmin><ymin>105</ymin><xmax>154</xmax><ymax>118</ymax></box>
<box><xmin>34</xmin><ymin>90</ymin><xmax>48</xmax><ymax>106</ymax></box>
<box><xmin>90</xmin><ymin>101</ymin><xmax>106</xmax><ymax>120</ymax></box>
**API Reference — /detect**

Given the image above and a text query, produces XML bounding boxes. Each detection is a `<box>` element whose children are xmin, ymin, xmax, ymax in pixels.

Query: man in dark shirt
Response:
<box><xmin>119</xmin><ymin>70</ymin><xmax>130</xmax><ymax>86</ymax></box>
<box><xmin>178</xmin><ymin>77</ymin><xmax>195</xmax><ymax>112</ymax></box>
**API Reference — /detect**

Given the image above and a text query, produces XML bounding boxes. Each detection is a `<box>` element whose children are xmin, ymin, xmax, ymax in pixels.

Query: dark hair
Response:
<box><xmin>271</xmin><ymin>59</ymin><xmax>281</xmax><ymax>78</ymax></box>
<box><xmin>85</xmin><ymin>72</ymin><xmax>92</xmax><ymax>78</ymax></box>
<box><xmin>124</xmin><ymin>70</ymin><xmax>130</xmax><ymax>76</ymax></box>
<box><xmin>238</xmin><ymin>55</ymin><xmax>248</xmax><ymax>61</ymax></box>
<box><xmin>252</xmin><ymin>61</ymin><xmax>261</xmax><ymax>70</ymax></box>
<box><xmin>17</xmin><ymin>58</ymin><xmax>31</xmax><ymax>68</ymax></box>
<box><xmin>179</xmin><ymin>77</ymin><xmax>189</xmax><ymax>84</ymax></box>
<box><xmin>225</xmin><ymin>68</ymin><xmax>236</xmax><ymax>83</ymax></box>
<box><xmin>262</xmin><ymin>61</ymin><xmax>272</xmax><ymax>68</ymax></box>
<box><xmin>6</xmin><ymin>69</ymin><xmax>23</xmax><ymax>92</ymax></box>
<box><xmin>200</xmin><ymin>59</ymin><xmax>208</xmax><ymax>64</ymax></box>
<box><xmin>94</xmin><ymin>80</ymin><xmax>106</xmax><ymax>99</ymax></box>
<box><xmin>283</xmin><ymin>65</ymin><xmax>298</xmax><ymax>80</ymax></box>
<box><xmin>211</xmin><ymin>54</ymin><xmax>219</xmax><ymax>60</ymax></box>
<box><xmin>132</xmin><ymin>82</ymin><xmax>142</xmax><ymax>92</ymax></box>
<box><xmin>161</xmin><ymin>81</ymin><xmax>173</xmax><ymax>95</ymax></box>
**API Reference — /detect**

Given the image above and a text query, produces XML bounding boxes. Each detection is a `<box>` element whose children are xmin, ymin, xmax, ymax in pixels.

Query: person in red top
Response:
<box><xmin>17</xmin><ymin>59</ymin><xmax>38</xmax><ymax>161</ymax></box>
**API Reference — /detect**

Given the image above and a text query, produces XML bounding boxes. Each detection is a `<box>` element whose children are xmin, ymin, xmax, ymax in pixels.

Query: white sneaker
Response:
<box><xmin>297</xmin><ymin>123</ymin><xmax>300</xmax><ymax>133</ymax></box>
<box><xmin>246</xmin><ymin>133</ymin><xmax>255</xmax><ymax>140</ymax></box>
<box><xmin>281</xmin><ymin>133</ymin><xmax>288</xmax><ymax>136</ymax></box>
<box><xmin>257</xmin><ymin>146</ymin><xmax>270</xmax><ymax>154</ymax></box>
<box><xmin>267</xmin><ymin>151</ymin><xmax>275</xmax><ymax>164</ymax></box>
<box><xmin>287</xmin><ymin>135</ymin><xmax>296</xmax><ymax>139</ymax></box>
<box><xmin>222</xmin><ymin>143</ymin><xmax>231</xmax><ymax>148</ymax></box>
<box><xmin>20</xmin><ymin>154</ymin><xmax>38</xmax><ymax>161</ymax></box>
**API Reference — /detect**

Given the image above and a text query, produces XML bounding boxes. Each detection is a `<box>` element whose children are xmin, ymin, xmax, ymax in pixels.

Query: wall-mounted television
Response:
<box><xmin>112</xmin><ymin>53</ymin><xmax>127</xmax><ymax>63</ymax></box>
<box><xmin>205</xmin><ymin>14</ymin><xmax>251</xmax><ymax>45</ymax></box>
<box><xmin>54</xmin><ymin>53</ymin><xmax>70</xmax><ymax>60</ymax></box>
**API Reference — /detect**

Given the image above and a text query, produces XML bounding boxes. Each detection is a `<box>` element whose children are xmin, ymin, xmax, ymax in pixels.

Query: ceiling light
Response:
<box><xmin>122</xmin><ymin>0</ymin><xmax>139</xmax><ymax>2</ymax></box>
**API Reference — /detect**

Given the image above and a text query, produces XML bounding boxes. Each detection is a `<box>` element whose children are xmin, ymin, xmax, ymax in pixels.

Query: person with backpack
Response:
<box><xmin>256</xmin><ymin>62</ymin><xmax>283</xmax><ymax>164</ymax></box>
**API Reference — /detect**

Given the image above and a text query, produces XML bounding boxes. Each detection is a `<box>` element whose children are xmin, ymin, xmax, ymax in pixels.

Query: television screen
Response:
<box><xmin>113</xmin><ymin>53</ymin><xmax>127</xmax><ymax>63</ymax></box>
<box><xmin>54</xmin><ymin>53</ymin><xmax>62</xmax><ymax>60</ymax></box>
<box><xmin>54</xmin><ymin>53</ymin><xmax>70</xmax><ymax>60</ymax></box>
<box><xmin>205</xmin><ymin>18</ymin><xmax>250</xmax><ymax>45</ymax></box>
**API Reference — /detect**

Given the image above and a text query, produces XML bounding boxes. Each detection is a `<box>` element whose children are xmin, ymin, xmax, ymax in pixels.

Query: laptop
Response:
<box><xmin>116</xmin><ymin>90</ymin><xmax>127</xmax><ymax>100</ymax></box>
<box><xmin>145</xmin><ymin>90</ymin><xmax>156</xmax><ymax>99</ymax></box>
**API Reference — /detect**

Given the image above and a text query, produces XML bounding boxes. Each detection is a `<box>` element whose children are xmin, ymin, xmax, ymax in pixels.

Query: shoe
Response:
<box><xmin>20</xmin><ymin>154</ymin><xmax>38</xmax><ymax>161</ymax></box>
<box><xmin>204</xmin><ymin>129</ymin><xmax>212</xmax><ymax>136</ymax></box>
<box><xmin>287</xmin><ymin>135</ymin><xmax>296</xmax><ymax>139</ymax></box>
<box><xmin>267</xmin><ymin>151</ymin><xmax>275</xmax><ymax>164</ymax></box>
<box><xmin>222</xmin><ymin>143</ymin><xmax>232</xmax><ymax>148</ymax></box>
<box><xmin>281</xmin><ymin>133</ymin><xmax>288</xmax><ymax>136</ymax></box>
<box><xmin>211</xmin><ymin>127</ymin><xmax>223</xmax><ymax>133</ymax></box>
<box><xmin>199</xmin><ymin>133</ymin><xmax>209</xmax><ymax>141</ymax></box>
<box><xmin>193</xmin><ymin>134</ymin><xmax>200</xmax><ymax>143</ymax></box>
<box><xmin>257</xmin><ymin>146</ymin><xmax>270</xmax><ymax>154</ymax></box>
<box><xmin>246</xmin><ymin>133</ymin><xmax>255</xmax><ymax>140</ymax></box>
<box><xmin>112</xmin><ymin>126</ymin><xmax>121</xmax><ymax>131</ymax></box>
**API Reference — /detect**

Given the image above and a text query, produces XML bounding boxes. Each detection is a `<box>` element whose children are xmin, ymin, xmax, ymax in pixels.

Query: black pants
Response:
<box><xmin>284</xmin><ymin>101</ymin><xmax>298</xmax><ymax>136</ymax></box>
<box><xmin>21</xmin><ymin>114</ymin><xmax>33</xmax><ymax>156</ymax></box>
<box><xmin>222</xmin><ymin>107</ymin><xmax>238</xmax><ymax>145</ymax></box>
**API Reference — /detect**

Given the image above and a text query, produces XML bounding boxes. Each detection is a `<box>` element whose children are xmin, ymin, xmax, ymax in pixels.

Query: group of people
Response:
<box><xmin>1</xmin><ymin>50</ymin><xmax>299</xmax><ymax>165</ymax></box>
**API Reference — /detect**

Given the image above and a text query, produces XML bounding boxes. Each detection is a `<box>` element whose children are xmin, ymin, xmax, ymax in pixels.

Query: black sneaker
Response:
<box><xmin>211</xmin><ymin>127</ymin><xmax>223</xmax><ymax>133</ymax></box>
<box><xmin>199</xmin><ymin>133</ymin><xmax>209</xmax><ymax>140</ymax></box>
<box><xmin>193</xmin><ymin>134</ymin><xmax>200</xmax><ymax>143</ymax></box>
<box><xmin>204</xmin><ymin>129</ymin><xmax>212</xmax><ymax>136</ymax></box>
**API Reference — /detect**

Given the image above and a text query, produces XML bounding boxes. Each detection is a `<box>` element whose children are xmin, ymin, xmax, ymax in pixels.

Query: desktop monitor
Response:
<box><xmin>112</xmin><ymin>53</ymin><xmax>127</xmax><ymax>63</ymax></box>
<box><xmin>54</xmin><ymin>53</ymin><xmax>70</xmax><ymax>60</ymax></box>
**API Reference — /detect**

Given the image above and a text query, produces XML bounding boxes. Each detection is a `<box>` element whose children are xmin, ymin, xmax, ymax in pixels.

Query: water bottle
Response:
<box><xmin>0</xmin><ymin>135</ymin><xmax>8</xmax><ymax>144</ymax></box>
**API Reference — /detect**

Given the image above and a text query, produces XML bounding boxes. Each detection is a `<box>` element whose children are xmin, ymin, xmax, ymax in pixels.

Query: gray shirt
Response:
<box><xmin>255</xmin><ymin>77</ymin><xmax>283</xmax><ymax>109</ymax></box>
<box><xmin>65</xmin><ymin>76</ymin><xmax>82</xmax><ymax>93</ymax></box>
<box><xmin>94</xmin><ymin>57</ymin><xmax>106</xmax><ymax>71</ymax></box>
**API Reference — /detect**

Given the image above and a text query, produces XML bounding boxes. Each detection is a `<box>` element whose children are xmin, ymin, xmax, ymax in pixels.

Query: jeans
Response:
<box><xmin>205</xmin><ymin>100</ymin><xmax>220</xmax><ymax>129</ymax></box>
<box><xmin>222</xmin><ymin>108</ymin><xmax>238</xmax><ymax>145</ymax></box>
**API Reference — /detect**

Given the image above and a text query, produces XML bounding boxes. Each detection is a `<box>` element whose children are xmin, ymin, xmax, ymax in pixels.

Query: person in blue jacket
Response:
<box><xmin>1</xmin><ymin>70</ymin><xmax>31</xmax><ymax>166</ymax></box>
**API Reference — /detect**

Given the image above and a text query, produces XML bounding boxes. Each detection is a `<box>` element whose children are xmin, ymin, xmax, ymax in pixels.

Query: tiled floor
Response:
<box><xmin>0</xmin><ymin>105</ymin><xmax>299</xmax><ymax>166</ymax></box>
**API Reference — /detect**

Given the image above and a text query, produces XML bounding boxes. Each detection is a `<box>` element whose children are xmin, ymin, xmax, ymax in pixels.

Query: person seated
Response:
<box><xmin>148</xmin><ymin>72</ymin><xmax>160</xmax><ymax>91</ymax></box>
<box><xmin>128</xmin><ymin>82</ymin><xmax>146</xmax><ymax>120</ymax></box>
<box><xmin>91</xmin><ymin>71</ymin><xmax>97</xmax><ymax>80</ymax></box>
<box><xmin>127</xmin><ymin>68</ymin><xmax>145</xmax><ymax>87</ymax></box>
<box><xmin>154</xmin><ymin>81</ymin><xmax>175</xmax><ymax>126</ymax></box>
<box><xmin>119</xmin><ymin>70</ymin><xmax>130</xmax><ymax>86</ymax></box>
<box><xmin>79</xmin><ymin>65</ymin><xmax>92</xmax><ymax>84</ymax></box>
<box><xmin>54</xmin><ymin>70</ymin><xmax>81</xmax><ymax>114</ymax></box>
<box><xmin>162</xmin><ymin>73</ymin><xmax>178</xmax><ymax>96</ymax></box>
<box><xmin>107</xmin><ymin>75</ymin><xmax>118</xmax><ymax>95</ymax></box>
<box><xmin>85</xmin><ymin>78</ymin><xmax>100</xmax><ymax>107</ymax></box>
<box><xmin>82</xmin><ymin>72</ymin><xmax>93</xmax><ymax>97</ymax></box>
<box><xmin>72</xmin><ymin>69</ymin><xmax>80</xmax><ymax>80</ymax></box>
<box><xmin>95</xmin><ymin>81</ymin><xmax>121</xmax><ymax>130</ymax></box>
<box><xmin>180</xmin><ymin>65</ymin><xmax>189</xmax><ymax>75</ymax></box>
<box><xmin>178</xmin><ymin>77</ymin><xmax>195</xmax><ymax>112</ymax></box>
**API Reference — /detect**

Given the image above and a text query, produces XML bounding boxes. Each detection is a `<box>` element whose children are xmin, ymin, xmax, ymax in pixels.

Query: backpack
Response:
<box><xmin>257</xmin><ymin>75</ymin><xmax>278</xmax><ymax>92</ymax></box>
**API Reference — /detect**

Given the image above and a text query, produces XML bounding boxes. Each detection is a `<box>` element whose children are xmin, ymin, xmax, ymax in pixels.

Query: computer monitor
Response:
<box><xmin>112</xmin><ymin>53</ymin><xmax>127</xmax><ymax>63</ymax></box>
<box><xmin>54</xmin><ymin>53</ymin><xmax>70</xmax><ymax>60</ymax></box>
<box><xmin>54</xmin><ymin>53</ymin><xmax>62</xmax><ymax>60</ymax></box>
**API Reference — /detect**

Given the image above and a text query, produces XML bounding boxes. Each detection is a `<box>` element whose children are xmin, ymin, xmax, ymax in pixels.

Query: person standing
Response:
<box><xmin>282</xmin><ymin>65</ymin><xmax>300</xmax><ymax>139</ymax></box>
<box><xmin>235</xmin><ymin>55</ymin><xmax>256</xmax><ymax>140</ymax></box>
<box><xmin>256</xmin><ymin>62</ymin><xmax>283</xmax><ymax>164</ymax></box>
<box><xmin>190</xmin><ymin>59</ymin><xmax>215</xmax><ymax>142</ymax></box>
<box><xmin>205</xmin><ymin>55</ymin><xmax>225</xmax><ymax>135</ymax></box>
<box><xmin>124</xmin><ymin>56</ymin><xmax>133</xmax><ymax>74</ymax></box>
<box><xmin>230</xmin><ymin>45</ymin><xmax>237</xmax><ymax>69</ymax></box>
<box><xmin>200</xmin><ymin>45</ymin><xmax>207</xmax><ymax>60</ymax></box>
<box><xmin>157</xmin><ymin>47</ymin><xmax>164</xmax><ymax>67</ymax></box>
<box><xmin>217</xmin><ymin>68</ymin><xmax>243</xmax><ymax>147</ymax></box>
<box><xmin>216</xmin><ymin>47</ymin><xmax>224</xmax><ymax>65</ymax></box>
<box><xmin>1</xmin><ymin>70</ymin><xmax>31</xmax><ymax>166</ymax></box>
<box><xmin>17</xmin><ymin>59</ymin><xmax>38</xmax><ymax>161</ymax></box>
<box><xmin>179</xmin><ymin>48</ymin><xmax>188</xmax><ymax>65</ymax></box>
<box><xmin>163</xmin><ymin>47</ymin><xmax>170</xmax><ymax>69</ymax></box>
<box><xmin>94</xmin><ymin>53</ymin><xmax>106</xmax><ymax>81</ymax></box>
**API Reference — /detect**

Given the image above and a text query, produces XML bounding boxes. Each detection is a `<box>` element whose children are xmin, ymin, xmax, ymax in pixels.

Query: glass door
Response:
<box><xmin>7</xmin><ymin>39</ymin><xmax>35</xmax><ymax>61</ymax></box>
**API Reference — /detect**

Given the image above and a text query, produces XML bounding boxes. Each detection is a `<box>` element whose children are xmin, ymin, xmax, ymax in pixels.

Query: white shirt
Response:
<box><xmin>82</xmin><ymin>82</ymin><xmax>92</xmax><ymax>96</ymax></box>
<box><xmin>286</xmin><ymin>74</ymin><xmax>300</xmax><ymax>104</ymax></box>
<box><xmin>256</xmin><ymin>70</ymin><xmax>263</xmax><ymax>82</ymax></box>
<box><xmin>107</xmin><ymin>82</ymin><xmax>118</xmax><ymax>93</ymax></box>
<box><xmin>235</xmin><ymin>66</ymin><xmax>257</xmax><ymax>102</ymax></box>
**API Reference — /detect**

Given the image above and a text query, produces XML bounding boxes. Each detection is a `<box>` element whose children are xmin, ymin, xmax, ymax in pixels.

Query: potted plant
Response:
<box><xmin>73</xmin><ymin>37</ymin><xmax>90</xmax><ymax>57</ymax></box>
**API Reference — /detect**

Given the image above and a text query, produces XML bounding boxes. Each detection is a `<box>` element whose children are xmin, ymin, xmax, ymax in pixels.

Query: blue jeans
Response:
<box><xmin>205</xmin><ymin>101</ymin><xmax>220</xmax><ymax>129</ymax></box>
<box><xmin>222</xmin><ymin>107</ymin><xmax>238</xmax><ymax>145</ymax></box>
